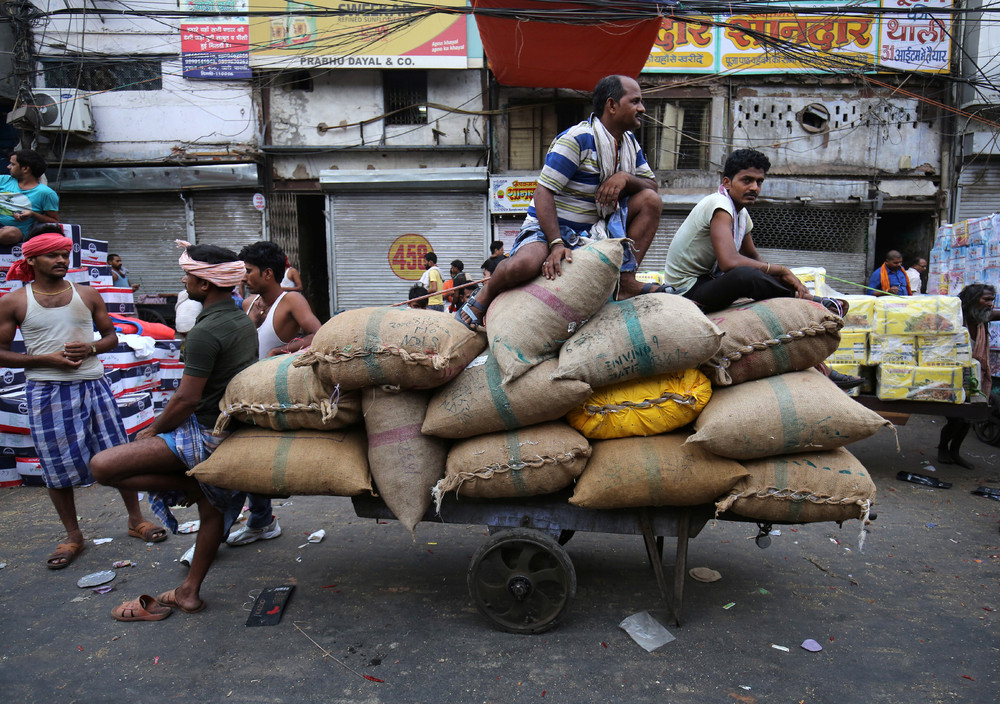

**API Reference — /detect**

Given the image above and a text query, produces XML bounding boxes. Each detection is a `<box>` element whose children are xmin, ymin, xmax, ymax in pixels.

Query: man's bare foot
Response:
<box><xmin>156</xmin><ymin>586</ymin><xmax>207</xmax><ymax>614</ymax></box>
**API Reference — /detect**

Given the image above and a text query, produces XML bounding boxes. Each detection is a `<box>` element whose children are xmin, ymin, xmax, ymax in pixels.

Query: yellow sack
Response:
<box><xmin>566</xmin><ymin>369</ymin><xmax>712</xmax><ymax>440</ymax></box>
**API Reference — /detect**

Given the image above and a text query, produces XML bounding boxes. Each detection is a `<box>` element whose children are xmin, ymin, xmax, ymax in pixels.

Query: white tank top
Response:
<box><xmin>249</xmin><ymin>292</ymin><xmax>287</xmax><ymax>359</ymax></box>
<box><xmin>21</xmin><ymin>283</ymin><xmax>105</xmax><ymax>381</ymax></box>
<box><xmin>280</xmin><ymin>272</ymin><xmax>295</xmax><ymax>289</ymax></box>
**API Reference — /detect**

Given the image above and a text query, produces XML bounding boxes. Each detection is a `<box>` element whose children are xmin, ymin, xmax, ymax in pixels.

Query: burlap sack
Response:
<box><xmin>433</xmin><ymin>421</ymin><xmax>590</xmax><ymax>507</ymax></box>
<box><xmin>715</xmin><ymin>447</ymin><xmax>876</xmax><ymax>524</ymax></box>
<box><xmin>486</xmin><ymin>239</ymin><xmax>624</xmax><ymax>384</ymax></box>
<box><xmin>554</xmin><ymin>294</ymin><xmax>722</xmax><ymax>387</ymax></box>
<box><xmin>567</xmin><ymin>369</ymin><xmax>713</xmax><ymax>440</ymax></box>
<box><xmin>687</xmin><ymin>369</ymin><xmax>892</xmax><ymax>459</ymax></box>
<box><xmin>215</xmin><ymin>354</ymin><xmax>361</xmax><ymax>432</ymax></box>
<box><xmin>422</xmin><ymin>354</ymin><xmax>592</xmax><ymax>438</ymax></box>
<box><xmin>700</xmin><ymin>298</ymin><xmax>842</xmax><ymax>386</ymax></box>
<box><xmin>570</xmin><ymin>432</ymin><xmax>748</xmax><ymax>509</ymax></box>
<box><xmin>294</xmin><ymin>307</ymin><xmax>487</xmax><ymax>391</ymax></box>
<box><xmin>188</xmin><ymin>427</ymin><xmax>372</xmax><ymax>496</ymax></box>
<box><xmin>362</xmin><ymin>387</ymin><xmax>447</xmax><ymax>534</ymax></box>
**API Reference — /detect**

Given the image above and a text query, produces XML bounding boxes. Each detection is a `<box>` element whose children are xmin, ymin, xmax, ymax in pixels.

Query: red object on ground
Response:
<box><xmin>472</xmin><ymin>1</ymin><xmax>661</xmax><ymax>90</ymax></box>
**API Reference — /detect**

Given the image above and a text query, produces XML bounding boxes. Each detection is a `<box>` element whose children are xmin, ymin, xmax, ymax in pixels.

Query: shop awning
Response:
<box><xmin>472</xmin><ymin>1</ymin><xmax>662</xmax><ymax>91</ymax></box>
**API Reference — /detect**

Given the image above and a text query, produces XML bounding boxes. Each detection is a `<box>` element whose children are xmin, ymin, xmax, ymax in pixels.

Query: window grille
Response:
<box><xmin>40</xmin><ymin>58</ymin><xmax>163</xmax><ymax>92</ymax></box>
<box><xmin>750</xmin><ymin>206</ymin><xmax>869</xmax><ymax>253</ymax></box>
<box><xmin>506</xmin><ymin>100</ymin><xmax>588</xmax><ymax>171</ymax></box>
<box><xmin>383</xmin><ymin>70</ymin><xmax>427</xmax><ymax>126</ymax></box>
<box><xmin>637</xmin><ymin>99</ymin><xmax>710</xmax><ymax>170</ymax></box>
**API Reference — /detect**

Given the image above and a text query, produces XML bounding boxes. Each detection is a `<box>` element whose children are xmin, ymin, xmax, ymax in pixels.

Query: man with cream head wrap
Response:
<box><xmin>91</xmin><ymin>242</ymin><xmax>258</xmax><ymax>619</ymax></box>
<box><xmin>0</xmin><ymin>230</ymin><xmax>167</xmax><ymax>570</ymax></box>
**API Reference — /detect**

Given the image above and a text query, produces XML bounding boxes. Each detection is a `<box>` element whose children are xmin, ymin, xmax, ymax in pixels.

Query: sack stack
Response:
<box><xmin>193</xmin><ymin>239</ymin><xmax>884</xmax><ymax>540</ymax></box>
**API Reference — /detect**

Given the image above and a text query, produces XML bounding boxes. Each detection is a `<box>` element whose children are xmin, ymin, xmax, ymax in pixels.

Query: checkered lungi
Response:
<box><xmin>147</xmin><ymin>414</ymin><xmax>238</xmax><ymax>534</ymax></box>
<box><xmin>26</xmin><ymin>378</ymin><xmax>127</xmax><ymax>489</ymax></box>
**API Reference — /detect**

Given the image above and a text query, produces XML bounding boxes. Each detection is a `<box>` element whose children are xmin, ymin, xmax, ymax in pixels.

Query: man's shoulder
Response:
<box><xmin>0</xmin><ymin>175</ymin><xmax>17</xmax><ymax>190</ymax></box>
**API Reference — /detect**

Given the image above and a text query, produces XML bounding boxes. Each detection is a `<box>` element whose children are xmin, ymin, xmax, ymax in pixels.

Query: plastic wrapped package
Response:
<box><xmin>840</xmin><ymin>296</ymin><xmax>875</xmax><ymax>331</ymax></box>
<box><xmin>917</xmin><ymin>330</ymin><xmax>972</xmax><ymax>367</ymax></box>
<box><xmin>867</xmin><ymin>335</ymin><xmax>917</xmax><ymax>365</ymax></box>
<box><xmin>877</xmin><ymin>364</ymin><xmax>966</xmax><ymax>403</ymax></box>
<box><xmin>828</xmin><ymin>363</ymin><xmax>862</xmax><ymax>397</ymax></box>
<box><xmin>828</xmin><ymin>331</ymin><xmax>868</xmax><ymax>364</ymax></box>
<box><xmin>790</xmin><ymin>266</ymin><xmax>827</xmax><ymax>296</ymax></box>
<box><xmin>872</xmin><ymin>295</ymin><xmax>962</xmax><ymax>336</ymax></box>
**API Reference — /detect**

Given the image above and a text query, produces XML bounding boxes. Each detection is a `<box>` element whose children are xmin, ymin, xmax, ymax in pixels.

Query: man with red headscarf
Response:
<box><xmin>91</xmin><ymin>241</ymin><xmax>258</xmax><ymax>620</ymax></box>
<box><xmin>0</xmin><ymin>231</ymin><xmax>167</xmax><ymax>570</ymax></box>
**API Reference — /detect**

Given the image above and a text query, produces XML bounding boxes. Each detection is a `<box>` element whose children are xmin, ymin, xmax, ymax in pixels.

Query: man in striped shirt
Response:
<box><xmin>457</xmin><ymin>75</ymin><xmax>662</xmax><ymax>328</ymax></box>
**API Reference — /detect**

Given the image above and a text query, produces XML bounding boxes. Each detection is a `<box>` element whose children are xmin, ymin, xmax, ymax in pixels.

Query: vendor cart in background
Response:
<box><xmin>135</xmin><ymin>293</ymin><xmax>177</xmax><ymax>328</ymax></box>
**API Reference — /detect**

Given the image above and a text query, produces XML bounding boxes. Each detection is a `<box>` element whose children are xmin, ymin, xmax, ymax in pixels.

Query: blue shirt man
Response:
<box><xmin>868</xmin><ymin>250</ymin><xmax>912</xmax><ymax>296</ymax></box>
<box><xmin>0</xmin><ymin>150</ymin><xmax>59</xmax><ymax>245</ymax></box>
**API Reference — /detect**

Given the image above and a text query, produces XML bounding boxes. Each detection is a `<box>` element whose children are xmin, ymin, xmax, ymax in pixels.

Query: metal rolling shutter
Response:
<box><xmin>640</xmin><ymin>209</ymin><xmax>692</xmax><ymax>274</ymax></box>
<box><xmin>57</xmin><ymin>193</ymin><xmax>187</xmax><ymax>296</ymax></box>
<box><xmin>331</xmin><ymin>192</ymin><xmax>487</xmax><ymax>311</ymax></box>
<box><xmin>191</xmin><ymin>191</ymin><xmax>264</xmax><ymax>256</ymax></box>
<box><xmin>957</xmin><ymin>161</ymin><xmax>1000</xmax><ymax>221</ymax></box>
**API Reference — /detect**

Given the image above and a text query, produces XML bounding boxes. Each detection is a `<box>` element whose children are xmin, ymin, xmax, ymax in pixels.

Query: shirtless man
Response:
<box><xmin>0</xmin><ymin>231</ymin><xmax>165</xmax><ymax>570</ymax></box>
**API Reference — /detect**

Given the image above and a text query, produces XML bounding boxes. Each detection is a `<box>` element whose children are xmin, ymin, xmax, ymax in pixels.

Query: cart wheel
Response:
<box><xmin>136</xmin><ymin>307</ymin><xmax>167</xmax><ymax>325</ymax></box>
<box><xmin>467</xmin><ymin>528</ymin><xmax>576</xmax><ymax>634</ymax></box>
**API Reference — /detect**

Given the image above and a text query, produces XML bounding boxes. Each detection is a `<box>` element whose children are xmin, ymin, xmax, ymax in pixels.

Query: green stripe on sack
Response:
<box><xmin>755</xmin><ymin>305</ymin><xmax>792</xmax><ymax>372</ymax></box>
<box><xmin>505</xmin><ymin>430</ymin><xmax>529</xmax><ymax>496</ymax></box>
<box><xmin>271</xmin><ymin>435</ymin><xmax>293</xmax><ymax>494</ymax></box>
<box><xmin>485</xmin><ymin>355</ymin><xmax>519</xmax><ymax>429</ymax></box>
<box><xmin>273</xmin><ymin>356</ymin><xmax>296</xmax><ymax>431</ymax></box>
<box><xmin>362</xmin><ymin>308</ymin><xmax>388</xmax><ymax>385</ymax></box>
<box><xmin>773</xmin><ymin>458</ymin><xmax>802</xmax><ymax>521</ymax></box>
<box><xmin>770</xmin><ymin>375</ymin><xmax>805</xmax><ymax>452</ymax></box>
<box><xmin>641</xmin><ymin>441</ymin><xmax>664</xmax><ymax>502</ymax></box>
<box><xmin>621</xmin><ymin>302</ymin><xmax>655</xmax><ymax>378</ymax></box>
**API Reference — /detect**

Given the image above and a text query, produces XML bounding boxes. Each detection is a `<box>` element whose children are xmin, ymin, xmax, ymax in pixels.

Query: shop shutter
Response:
<box><xmin>957</xmin><ymin>161</ymin><xmax>1000</xmax><ymax>221</ymax></box>
<box><xmin>330</xmin><ymin>192</ymin><xmax>487</xmax><ymax>311</ymax></box>
<box><xmin>57</xmin><ymin>193</ymin><xmax>188</xmax><ymax>296</ymax></box>
<box><xmin>191</xmin><ymin>191</ymin><xmax>264</xmax><ymax>256</ymax></box>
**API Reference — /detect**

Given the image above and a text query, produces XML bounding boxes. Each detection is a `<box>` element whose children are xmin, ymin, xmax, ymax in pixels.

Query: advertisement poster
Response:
<box><xmin>644</xmin><ymin>16</ymin><xmax>717</xmax><ymax>73</ymax></box>
<box><xmin>249</xmin><ymin>0</ymin><xmax>467</xmax><ymax>69</ymax></box>
<box><xmin>490</xmin><ymin>176</ymin><xmax>537</xmax><ymax>214</ymax></box>
<box><xmin>878</xmin><ymin>0</ymin><xmax>952</xmax><ymax>74</ymax></box>
<box><xmin>181</xmin><ymin>22</ymin><xmax>252</xmax><ymax>79</ymax></box>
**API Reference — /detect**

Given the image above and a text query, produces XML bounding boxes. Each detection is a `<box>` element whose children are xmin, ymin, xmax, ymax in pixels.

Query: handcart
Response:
<box><xmin>352</xmin><ymin>490</ymin><xmax>716</xmax><ymax>634</ymax></box>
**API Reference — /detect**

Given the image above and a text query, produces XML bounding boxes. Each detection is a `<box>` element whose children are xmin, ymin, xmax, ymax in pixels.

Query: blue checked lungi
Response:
<box><xmin>147</xmin><ymin>414</ymin><xmax>239</xmax><ymax>535</ymax></box>
<box><xmin>26</xmin><ymin>378</ymin><xmax>128</xmax><ymax>490</ymax></box>
<box><xmin>511</xmin><ymin>196</ymin><xmax>636</xmax><ymax>271</ymax></box>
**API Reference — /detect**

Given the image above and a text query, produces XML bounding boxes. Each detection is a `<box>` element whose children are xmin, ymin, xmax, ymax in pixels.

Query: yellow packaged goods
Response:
<box><xmin>872</xmin><ymin>295</ymin><xmax>962</xmax><ymax>335</ymax></box>
<box><xmin>867</xmin><ymin>335</ymin><xmax>917</xmax><ymax>365</ymax></box>
<box><xmin>840</xmin><ymin>296</ymin><xmax>875</xmax><ymax>331</ymax></box>
<box><xmin>877</xmin><ymin>364</ymin><xmax>966</xmax><ymax>403</ymax></box>
<box><xmin>361</xmin><ymin>388</ymin><xmax>447</xmax><ymax>533</ymax></box>
<box><xmin>917</xmin><ymin>331</ymin><xmax>972</xmax><ymax>367</ymax></box>
<box><xmin>700</xmin><ymin>298</ymin><xmax>843</xmax><ymax>386</ymax></box>
<box><xmin>486</xmin><ymin>239</ymin><xmax>624</xmax><ymax>384</ymax></box>
<box><xmin>715</xmin><ymin>447</ymin><xmax>876</xmax><ymax>524</ymax></box>
<box><xmin>828</xmin><ymin>363</ymin><xmax>862</xmax><ymax>397</ymax></box>
<box><xmin>789</xmin><ymin>267</ymin><xmax>826</xmax><ymax>295</ymax></box>
<box><xmin>188</xmin><ymin>427</ymin><xmax>372</xmax><ymax>496</ymax></box>
<box><xmin>566</xmin><ymin>369</ymin><xmax>712</xmax><ymax>440</ymax></box>
<box><xmin>422</xmin><ymin>355</ymin><xmax>591</xmax><ymax>439</ymax></box>
<box><xmin>827</xmin><ymin>331</ymin><xmax>868</xmax><ymax>364</ymax></box>
<box><xmin>214</xmin><ymin>354</ymin><xmax>361</xmax><ymax>432</ymax></box>
<box><xmin>433</xmin><ymin>422</ymin><xmax>590</xmax><ymax>506</ymax></box>
<box><xmin>553</xmin><ymin>294</ymin><xmax>722</xmax><ymax>388</ymax></box>
<box><xmin>569</xmin><ymin>432</ymin><xmax>748</xmax><ymax>509</ymax></box>
<box><xmin>687</xmin><ymin>369</ymin><xmax>891</xmax><ymax>459</ymax></box>
<box><xmin>293</xmin><ymin>307</ymin><xmax>487</xmax><ymax>391</ymax></box>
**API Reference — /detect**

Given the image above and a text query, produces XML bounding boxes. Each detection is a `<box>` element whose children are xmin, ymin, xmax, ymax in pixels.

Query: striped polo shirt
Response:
<box><xmin>521</xmin><ymin>118</ymin><xmax>655</xmax><ymax>233</ymax></box>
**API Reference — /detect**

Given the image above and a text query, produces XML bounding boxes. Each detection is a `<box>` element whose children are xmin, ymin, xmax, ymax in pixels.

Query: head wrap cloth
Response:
<box><xmin>5</xmin><ymin>233</ymin><xmax>75</xmax><ymax>281</ymax></box>
<box><xmin>175</xmin><ymin>239</ymin><xmax>245</xmax><ymax>288</ymax></box>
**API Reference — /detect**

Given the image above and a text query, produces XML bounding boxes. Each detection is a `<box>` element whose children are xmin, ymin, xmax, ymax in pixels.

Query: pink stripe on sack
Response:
<box><xmin>368</xmin><ymin>423</ymin><xmax>423</xmax><ymax>448</ymax></box>
<box><xmin>521</xmin><ymin>283</ymin><xmax>583</xmax><ymax>322</ymax></box>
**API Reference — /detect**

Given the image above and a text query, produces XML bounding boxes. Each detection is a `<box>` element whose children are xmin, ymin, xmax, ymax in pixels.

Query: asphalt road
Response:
<box><xmin>0</xmin><ymin>414</ymin><xmax>997</xmax><ymax>704</ymax></box>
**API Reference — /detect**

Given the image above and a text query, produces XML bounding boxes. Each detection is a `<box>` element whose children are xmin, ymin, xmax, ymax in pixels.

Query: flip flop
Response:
<box><xmin>111</xmin><ymin>594</ymin><xmax>172</xmax><ymax>622</ymax></box>
<box><xmin>639</xmin><ymin>282</ymin><xmax>668</xmax><ymax>294</ymax></box>
<box><xmin>455</xmin><ymin>292</ymin><xmax>487</xmax><ymax>330</ymax></box>
<box><xmin>47</xmin><ymin>541</ymin><xmax>84</xmax><ymax>570</ymax></box>
<box><xmin>814</xmin><ymin>296</ymin><xmax>849</xmax><ymax>317</ymax></box>
<box><xmin>128</xmin><ymin>520</ymin><xmax>168</xmax><ymax>543</ymax></box>
<box><xmin>156</xmin><ymin>588</ymin><xmax>207</xmax><ymax>614</ymax></box>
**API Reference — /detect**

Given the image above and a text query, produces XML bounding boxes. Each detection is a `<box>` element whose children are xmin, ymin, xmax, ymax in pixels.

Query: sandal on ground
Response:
<box><xmin>128</xmin><ymin>520</ymin><xmax>168</xmax><ymax>543</ymax></box>
<box><xmin>156</xmin><ymin>588</ymin><xmax>207</xmax><ymax>614</ymax></box>
<box><xmin>112</xmin><ymin>594</ymin><xmax>172</xmax><ymax>622</ymax></box>
<box><xmin>46</xmin><ymin>541</ymin><xmax>84</xmax><ymax>570</ymax></box>
<box><xmin>455</xmin><ymin>292</ymin><xmax>487</xmax><ymax>330</ymax></box>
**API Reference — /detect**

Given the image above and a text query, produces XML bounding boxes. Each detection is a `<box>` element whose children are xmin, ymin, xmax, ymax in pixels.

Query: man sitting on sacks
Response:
<box><xmin>91</xmin><ymin>242</ymin><xmax>258</xmax><ymax>620</ymax></box>
<box><xmin>663</xmin><ymin>148</ymin><xmax>861</xmax><ymax>389</ymax></box>
<box><xmin>456</xmin><ymin>74</ymin><xmax>663</xmax><ymax>328</ymax></box>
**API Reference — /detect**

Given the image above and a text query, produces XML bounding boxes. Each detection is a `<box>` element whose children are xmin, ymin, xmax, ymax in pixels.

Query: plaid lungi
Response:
<box><xmin>26</xmin><ymin>378</ymin><xmax>127</xmax><ymax>489</ymax></box>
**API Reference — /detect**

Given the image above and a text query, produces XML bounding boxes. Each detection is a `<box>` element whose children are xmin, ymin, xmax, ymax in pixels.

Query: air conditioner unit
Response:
<box><xmin>31</xmin><ymin>88</ymin><xmax>95</xmax><ymax>135</ymax></box>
